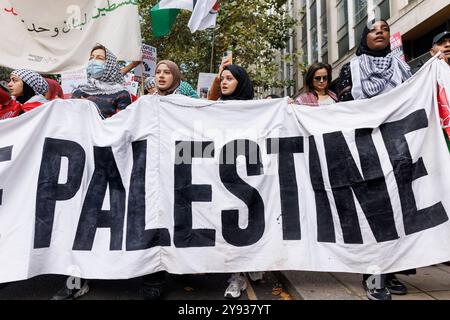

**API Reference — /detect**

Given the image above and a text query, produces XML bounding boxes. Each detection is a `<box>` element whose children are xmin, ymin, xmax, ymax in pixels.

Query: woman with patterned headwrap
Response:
<box><xmin>7</xmin><ymin>69</ymin><xmax>49</xmax><ymax>113</ymax></box>
<box><xmin>72</xmin><ymin>44</ymin><xmax>132</xmax><ymax>118</ymax></box>
<box><xmin>50</xmin><ymin>46</ymin><xmax>132</xmax><ymax>301</ymax></box>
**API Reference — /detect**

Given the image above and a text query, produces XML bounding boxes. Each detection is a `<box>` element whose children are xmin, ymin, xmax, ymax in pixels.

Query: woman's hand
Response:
<box><xmin>218</xmin><ymin>57</ymin><xmax>232</xmax><ymax>78</ymax></box>
<box><xmin>438</xmin><ymin>52</ymin><xmax>449</xmax><ymax>63</ymax></box>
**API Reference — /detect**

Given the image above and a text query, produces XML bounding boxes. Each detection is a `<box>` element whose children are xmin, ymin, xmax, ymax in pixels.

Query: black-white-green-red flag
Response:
<box><xmin>151</xmin><ymin>0</ymin><xmax>219</xmax><ymax>37</ymax></box>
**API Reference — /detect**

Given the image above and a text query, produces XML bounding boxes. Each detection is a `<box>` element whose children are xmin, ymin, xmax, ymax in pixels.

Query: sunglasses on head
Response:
<box><xmin>313</xmin><ymin>76</ymin><xmax>328</xmax><ymax>82</ymax></box>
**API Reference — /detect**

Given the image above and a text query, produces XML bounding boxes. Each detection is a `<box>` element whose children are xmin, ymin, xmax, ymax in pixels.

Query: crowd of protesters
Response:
<box><xmin>0</xmin><ymin>19</ymin><xmax>449</xmax><ymax>301</ymax></box>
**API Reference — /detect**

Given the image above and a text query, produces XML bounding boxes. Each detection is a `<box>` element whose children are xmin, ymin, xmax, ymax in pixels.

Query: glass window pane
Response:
<box><xmin>336</xmin><ymin>0</ymin><xmax>349</xmax><ymax>59</ymax></box>
<box><xmin>338</xmin><ymin>35</ymin><xmax>349</xmax><ymax>58</ymax></box>
<box><xmin>354</xmin><ymin>19</ymin><xmax>366</xmax><ymax>45</ymax></box>
<box><xmin>337</xmin><ymin>0</ymin><xmax>348</xmax><ymax>30</ymax></box>
<box><xmin>354</xmin><ymin>0</ymin><xmax>367</xmax><ymax>23</ymax></box>
<box><xmin>311</xmin><ymin>26</ymin><xmax>318</xmax><ymax>62</ymax></box>
<box><xmin>320</xmin><ymin>0</ymin><xmax>326</xmax><ymax>15</ymax></box>
<box><xmin>321</xmin><ymin>15</ymin><xmax>328</xmax><ymax>48</ymax></box>
<box><xmin>374</xmin><ymin>0</ymin><xmax>390</xmax><ymax>21</ymax></box>
<box><xmin>310</xmin><ymin>0</ymin><xmax>317</xmax><ymax>27</ymax></box>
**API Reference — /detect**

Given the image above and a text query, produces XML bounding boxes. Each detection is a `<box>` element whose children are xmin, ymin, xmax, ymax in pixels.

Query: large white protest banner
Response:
<box><xmin>0</xmin><ymin>0</ymin><xmax>142</xmax><ymax>73</ymax></box>
<box><xmin>0</xmin><ymin>59</ymin><xmax>449</xmax><ymax>283</ymax></box>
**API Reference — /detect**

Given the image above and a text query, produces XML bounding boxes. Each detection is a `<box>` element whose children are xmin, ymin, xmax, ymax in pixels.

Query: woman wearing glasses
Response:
<box><xmin>295</xmin><ymin>62</ymin><xmax>337</xmax><ymax>106</ymax></box>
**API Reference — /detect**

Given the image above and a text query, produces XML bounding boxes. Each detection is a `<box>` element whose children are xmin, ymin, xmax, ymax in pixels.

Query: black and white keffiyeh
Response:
<box><xmin>351</xmin><ymin>19</ymin><xmax>413</xmax><ymax>100</ymax></box>
<box><xmin>11</xmin><ymin>69</ymin><xmax>48</xmax><ymax>95</ymax></box>
<box><xmin>357</xmin><ymin>53</ymin><xmax>412</xmax><ymax>98</ymax></box>
<box><xmin>77</xmin><ymin>47</ymin><xmax>125</xmax><ymax>96</ymax></box>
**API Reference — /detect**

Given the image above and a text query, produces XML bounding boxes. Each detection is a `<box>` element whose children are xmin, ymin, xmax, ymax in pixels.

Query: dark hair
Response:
<box><xmin>304</xmin><ymin>62</ymin><xmax>332</xmax><ymax>94</ymax></box>
<box><xmin>16</xmin><ymin>81</ymin><xmax>35</xmax><ymax>104</ymax></box>
<box><xmin>265</xmin><ymin>94</ymin><xmax>281</xmax><ymax>99</ymax></box>
<box><xmin>90</xmin><ymin>44</ymin><xmax>107</xmax><ymax>56</ymax></box>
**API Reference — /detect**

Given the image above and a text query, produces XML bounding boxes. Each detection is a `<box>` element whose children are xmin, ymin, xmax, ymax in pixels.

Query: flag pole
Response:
<box><xmin>210</xmin><ymin>28</ymin><xmax>215</xmax><ymax>73</ymax></box>
<box><xmin>140</xmin><ymin>66</ymin><xmax>145</xmax><ymax>96</ymax></box>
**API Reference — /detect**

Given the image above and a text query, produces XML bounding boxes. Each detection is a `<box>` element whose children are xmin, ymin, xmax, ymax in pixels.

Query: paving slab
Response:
<box><xmin>282</xmin><ymin>271</ymin><xmax>361</xmax><ymax>300</ymax></box>
<box><xmin>392</xmin><ymin>293</ymin><xmax>435</xmax><ymax>300</ymax></box>
<box><xmin>426</xmin><ymin>291</ymin><xmax>450</xmax><ymax>300</ymax></box>
<box><xmin>397</xmin><ymin>266</ymin><xmax>450</xmax><ymax>292</ymax></box>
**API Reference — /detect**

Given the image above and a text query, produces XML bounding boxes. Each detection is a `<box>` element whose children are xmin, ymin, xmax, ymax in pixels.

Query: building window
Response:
<box><xmin>299</xmin><ymin>0</ymin><xmax>307</xmax><ymax>62</ymax></box>
<box><xmin>310</xmin><ymin>0</ymin><xmax>318</xmax><ymax>63</ymax></box>
<box><xmin>301</xmin><ymin>12</ymin><xmax>307</xmax><ymax>62</ymax></box>
<box><xmin>337</xmin><ymin>0</ymin><xmax>349</xmax><ymax>59</ymax></box>
<box><xmin>374</xmin><ymin>0</ymin><xmax>390</xmax><ymax>21</ymax></box>
<box><xmin>354</xmin><ymin>0</ymin><xmax>367</xmax><ymax>44</ymax></box>
<box><xmin>320</xmin><ymin>0</ymin><xmax>328</xmax><ymax>63</ymax></box>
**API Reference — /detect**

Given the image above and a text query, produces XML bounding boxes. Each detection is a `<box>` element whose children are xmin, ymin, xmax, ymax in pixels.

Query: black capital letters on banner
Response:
<box><xmin>309</xmin><ymin>137</ymin><xmax>335</xmax><ymax>243</ymax></box>
<box><xmin>174</xmin><ymin>141</ymin><xmax>216</xmax><ymax>248</ymax></box>
<box><xmin>126</xmin><ymin>141</ymin><xmax>170</xmax><ymax>250</ymax></box>
<box><xmin>73</xmin><ymin>147</ymin><xmax>125</xmax><ymax>251</ymax></box>
<box><xmin>0</xmin><ymin>145</ymin><xmax>13</xmax><ymax>206</ymax></box>
<box><xmin>267</xmin><ymin>137</ymin><xmax>303</xmax><ymax>240</ymax></box>
<box><xmin>220</xmin><ymin>140</ymin><xmax>265</xmax><ymax>247</ymax></box>
<box><xmin>324</xmin><ymin>129</ymin><xmax>399</xmax><ymax>244</ymax></box>
<box><xmin>380</xmin><ymin>109</ymin><xmax>448</xmax><ymax>235</ymax></box>
<box><xmin>34</xmin><ymin>138</ymin><xmax>85</xmax><ymax>248</ymax></box>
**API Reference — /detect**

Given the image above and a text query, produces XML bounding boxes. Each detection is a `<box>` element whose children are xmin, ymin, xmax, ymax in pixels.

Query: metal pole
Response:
<box><xmin>210</xmin><ymin>29</ymin><xmax>215</xmax><ymax>73</ymax></box>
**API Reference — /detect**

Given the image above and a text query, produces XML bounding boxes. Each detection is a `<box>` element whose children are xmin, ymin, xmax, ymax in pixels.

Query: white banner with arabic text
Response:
<box><xmin>0</xmin><ymin>0</ymin><xmax>142</xmax><ymax>73</ymax></box>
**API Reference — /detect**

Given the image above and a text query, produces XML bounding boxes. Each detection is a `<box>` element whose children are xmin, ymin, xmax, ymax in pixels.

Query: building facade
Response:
<box><xmin>282</xmin><ymin>0</ymin><xmax>450</xmax><ymax>96</ymax></box>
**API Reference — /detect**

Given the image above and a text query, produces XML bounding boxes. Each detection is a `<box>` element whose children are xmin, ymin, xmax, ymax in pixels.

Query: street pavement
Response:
<box><xmin>281</xmin><ymin>264</ymin><xmax>450</xmax><ymax>300</ymax></box>
<box><xmin>2</xmin><ymin>265</ymin><xmax>450</xmax><ymax>300</ymax></box>
<box><xmin>0</xmin><ymin>271</ymin><xmax>292</xmax><ymax>300</ymax></box>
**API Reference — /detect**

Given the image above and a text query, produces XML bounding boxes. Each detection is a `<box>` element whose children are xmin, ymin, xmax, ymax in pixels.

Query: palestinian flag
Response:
<box><xmin>150</xmin><ymin>3</ymin><xmax>181</xmax><ymax>37</ymax></box>
<box><xmin>150</xmin><ymin>0</ymin><xmax>219</xmax><ymax>37</ymax></box>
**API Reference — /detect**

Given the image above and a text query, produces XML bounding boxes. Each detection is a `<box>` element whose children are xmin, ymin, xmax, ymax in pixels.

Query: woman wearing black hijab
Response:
<box><xmin>336</xmin><ymin>19</ymin><xmax>414</xmax><ymax>301</ymax></box>
<box><xmin>336</xmin><ymin>19</ymin><xmax>412</xmax><ymax>102</ymax></box>
<box><xmin>218</xmin><ymin>64</ymin><xmax>264</xmax><ymax>298</ymax></box>
<box><xmin>219</xmin><ymin>65</ymin><xmax>254</xmax><ymax>101</ymax></box>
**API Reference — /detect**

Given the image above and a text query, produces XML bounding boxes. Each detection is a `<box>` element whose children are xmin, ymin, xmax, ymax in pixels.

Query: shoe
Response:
<box><xmin>51</xmin><ymin>278</ymin><xmax>89</xmax><ymax>300</ymax></box>
<box><xmin>386</xmin><ymin>276</ymin><xmax>407</xmax><ymax>295</ymax></box>
<box><xmin>142</xmin><ymin>286</ymin><xmax>163</xmax><ymax>300</ymax></box>
<box><xmin>224</xmin><ymin>273</ymin><xmax>247</xmax><ymax>299</ymax></box>
<box><xmin>363</xmin><ymin>280</ymin><xmax>391</xmax><ymax>300</ymax></box>
<box><xmin>248</xmin><ymin>272</ymin><xmax>264</xmax><ymax>282</ymax></box>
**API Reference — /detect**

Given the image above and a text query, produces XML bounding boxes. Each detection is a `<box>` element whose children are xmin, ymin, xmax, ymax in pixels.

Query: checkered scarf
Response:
<box><xmin>11</xmin><ymin>69</ymin><xmax>48</xmax><ymax>95</ymax></box>
<box><xmin>77</xmin><ymin>48</ymin><xmax>125</xmax><ymax>96</ymax></box>
<box><xmin>359</xmin><ymin>53</ymin><xmax>412</xmax><ymax>98</ymax></box>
